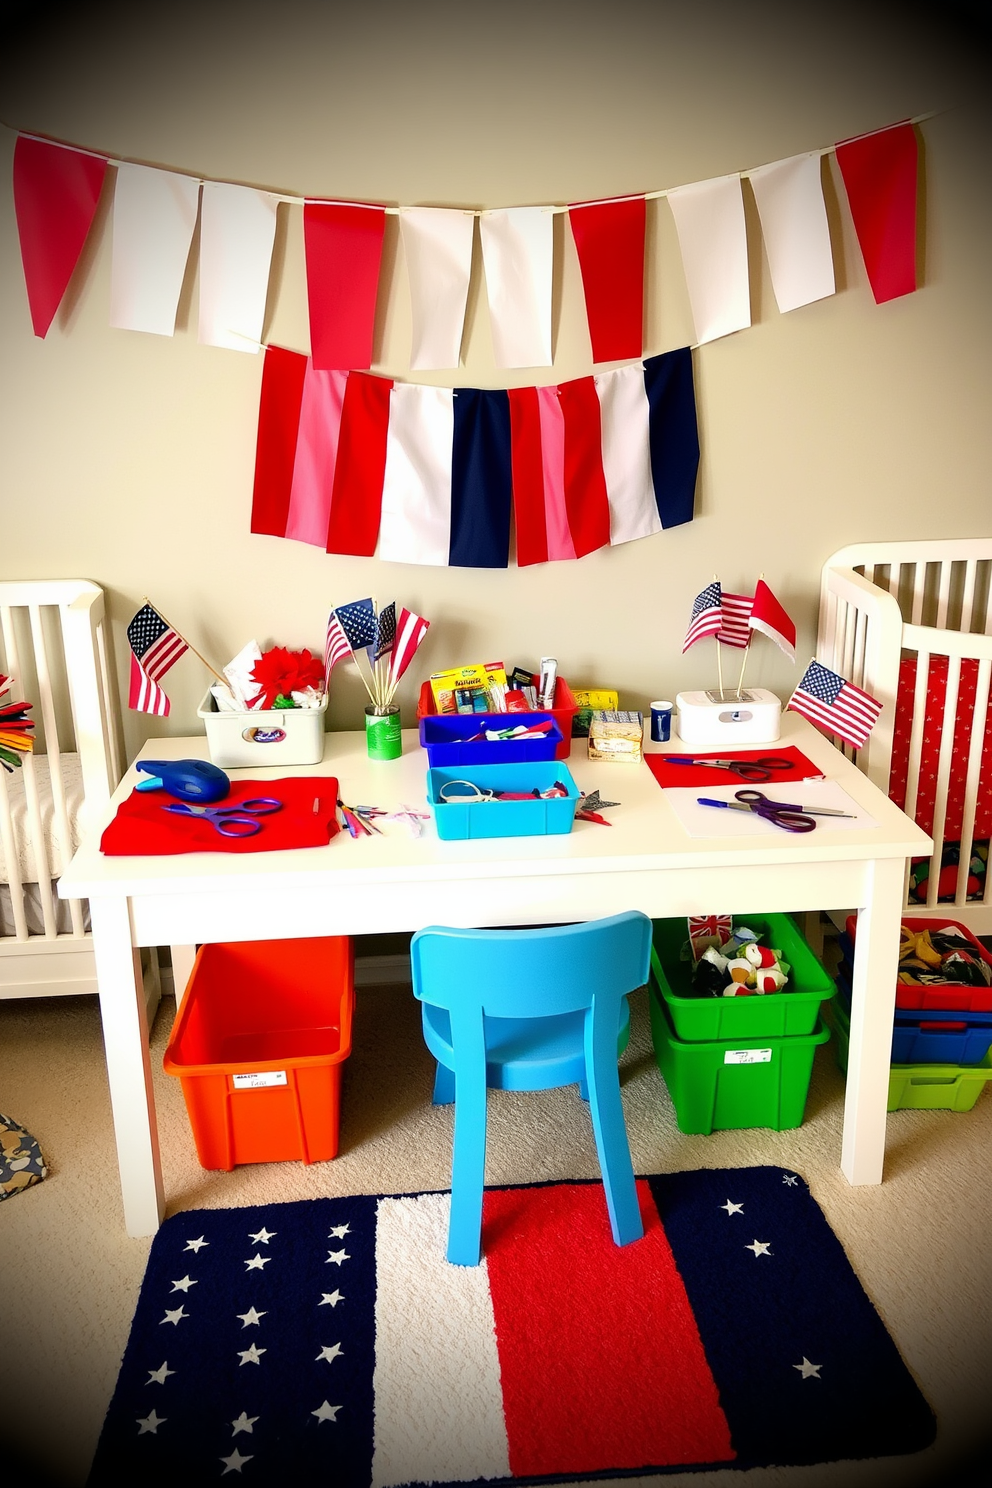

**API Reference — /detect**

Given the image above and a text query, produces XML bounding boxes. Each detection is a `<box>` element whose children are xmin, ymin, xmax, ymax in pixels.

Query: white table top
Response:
<box><xmin>59</xmin><ymin>713</ymin><xmax>932</xmax><ymax>903</ymax></box>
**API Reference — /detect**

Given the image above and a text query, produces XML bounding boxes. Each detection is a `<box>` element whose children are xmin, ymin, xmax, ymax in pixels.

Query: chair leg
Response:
<box><xmin>446</xmin><ymin>1070</ymin><xmax>487</xmax><ymax>1266</ymax></box>
<box><xmin>584</xmin><ymin>1025</ymin><xmax>643</xmax><ymax>1248</ymax></box>
<box><xmin>433</xmin><ymin>1061</ymin><xmax>455</xmax><ymax>1105</ymax></box>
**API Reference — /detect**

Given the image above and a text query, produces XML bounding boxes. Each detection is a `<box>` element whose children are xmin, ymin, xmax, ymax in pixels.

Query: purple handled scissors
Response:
<box><xmin>162</xmin><ymin>797</ymin><xmax>283</xmax><ymax>837</ymax></box>
<box><xmin>668</xmin><ymin>755</ymin><xmax>795</xmax><ymax>783</ymax></box>
<box><xmin>733</xmin><ymin>788</ymin><xmax>817</xmax><ymax>833</ymax></box>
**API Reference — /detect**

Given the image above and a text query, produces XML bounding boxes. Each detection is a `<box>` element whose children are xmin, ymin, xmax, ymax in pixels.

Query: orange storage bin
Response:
<box><xmin>416</xmin><ymin>674</ymin><xmax>578</xmax><ymax>759</ymax></box>
<box><xmin>163</xmin><ymin>936</ymin><xmax>354</xmax><ymax>1170</ymax></box>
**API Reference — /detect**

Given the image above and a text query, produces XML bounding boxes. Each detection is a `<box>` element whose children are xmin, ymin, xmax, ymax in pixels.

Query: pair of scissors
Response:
<box><xmin>162</xmin><ymin>797</ymin><xmax>282</xmax><ymax>836</ymax></box>
<box><xmin>669</xmin><ymin>755</ymin><xmax>795</xmax><ymax>783</ymax></box>
<box><xmin>732</xmin><ymin>788</ymin><xmax>816</xmax><ymax>832</ymax></box>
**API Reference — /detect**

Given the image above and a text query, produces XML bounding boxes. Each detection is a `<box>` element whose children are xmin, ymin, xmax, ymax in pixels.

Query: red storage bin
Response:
<box><xmin>417</xmin><ymin>674</ymin><xmax>578</xmax><ymax>760</ymax></box>
<box><xmin>163</xmin><ymin>936</ymin><xmax>354</xmax><ymax>1169</ymax></box>
<box><xmin>844</xmin><ymin>914</ymin><xmax>992</xmax><ymax>1012</ymax></box>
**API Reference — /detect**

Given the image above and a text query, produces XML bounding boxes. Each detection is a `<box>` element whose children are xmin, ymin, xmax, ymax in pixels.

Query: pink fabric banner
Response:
<box><xmin>13</xmin><ymin>136</ymin><xmax>108</xmax><ymax>338</ymax></box>
<box><xmin>567</xmin><ymin>196</ymin><xmax>645</xmax><ymax>363</ymax></box>
<box><xmin>835</xmin><ymin>123</ymin><xmax>918</xmax><ymax>304</ymax></box>
<box><xmin>536</xmin><ymin>386</ymin><xmax>576</xmax><ymax>561</ymax></box>
<box><xmin>303</xmin><ymin>202</ymin><xmax>386</xmax><ymax>370</ymax></box>
<box><xmin>285</xmin><ymin>363</ymin><xmax>348</xmax><ymax>547</ymax></box>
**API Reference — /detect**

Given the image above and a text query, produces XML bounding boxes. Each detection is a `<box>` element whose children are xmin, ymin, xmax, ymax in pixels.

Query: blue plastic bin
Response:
<box><xmin>891</xmin><ymin>1009</ymin><xmax>992</xmax><ymax>1065</ymax></box>
<box><xmin>426</xmin><ymin>761</ymin><xmax>581</xmax><ymax>840</ymax></box>
<box><xmin>419</xmin><ymin>713</ymin><xmax>562</xmax><ymax>766</ymax></box>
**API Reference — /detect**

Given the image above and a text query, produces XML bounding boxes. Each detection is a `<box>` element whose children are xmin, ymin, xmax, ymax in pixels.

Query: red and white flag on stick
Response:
<box><xmin>387</xmin><ymin>608</ymin><xmax>430</xmax><ymax>694</ymax></box>
<box><xmin>716</xmin><ymin>592</ymin><xmax>753</xmax><ymax>649</ymax></box>
<box><xmin>127</xmin><ymin>604</ymin><xmax>188</xmax><ymax>717</ymax></box>
<box><xmin>748</xmin><ymin>579</ymin><xmax>796</xmax><ymax>662</ymax></box>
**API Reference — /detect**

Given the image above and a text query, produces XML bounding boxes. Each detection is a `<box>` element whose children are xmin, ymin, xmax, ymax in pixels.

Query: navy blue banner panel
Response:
<box><xmin>449</xmin><ymin>387</ymin><xmax>513</xmax><ymax>568</ymax></box>
<box><xmin>643</xmin><ymin>347</ymin><xmax>699</xmax><ymax>529</ymax></box>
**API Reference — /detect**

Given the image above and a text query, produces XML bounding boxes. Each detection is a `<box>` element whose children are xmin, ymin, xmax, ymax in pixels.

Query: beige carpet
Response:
<box><xmin>2</xmin><ymin>955</ymin><xmax>991</xmax><ymax>1488</ymax></box>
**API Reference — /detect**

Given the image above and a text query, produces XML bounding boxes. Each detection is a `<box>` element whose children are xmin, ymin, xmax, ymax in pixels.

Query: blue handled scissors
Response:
<box><xmin>668</xmin><ymin>755</ymin><xmax>795</xmax><ymax>783</ymax></box>
<box><xmin>733</xmin><ymin>788</ymin><xmax>816</xmax><ymax>833</ymax></box>
<box><xmin>162</xmin><ymin>797</ymin><xmax>283</xmax><ymax>837</ymax></box>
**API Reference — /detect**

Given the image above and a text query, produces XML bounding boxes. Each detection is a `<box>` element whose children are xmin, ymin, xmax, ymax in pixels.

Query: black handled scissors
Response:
<box><xmin>668</xmin><ymin>755</ymin><xmax>795</xmax><ymax>783</ymax></box>
<box><xmin>162</xmin><ymin>797</ymin><xmax>283</xmax><ymax>837</ymax></box>
<box><xmin>734</xmin><ymin>789</ymin><xmax>816</xmax><ymax>833</ymax></box>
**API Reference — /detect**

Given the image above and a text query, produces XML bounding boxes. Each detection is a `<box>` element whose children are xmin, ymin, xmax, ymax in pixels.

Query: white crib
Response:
<box><xmin>0</xmin><ymin>580</ymin><xmax>131</xmax><ymax>998</ymax></box>
<box><xmin>817</xmin><ymin>539</ymin><xmax>992</xmax><ymax>937</ymax></box>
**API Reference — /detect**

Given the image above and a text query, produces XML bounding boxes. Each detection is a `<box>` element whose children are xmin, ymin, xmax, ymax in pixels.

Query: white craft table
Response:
<box><xmin>58</xmin><ymin>713</ymin><xmax>931</xmax><ymax>1236</ymax></box>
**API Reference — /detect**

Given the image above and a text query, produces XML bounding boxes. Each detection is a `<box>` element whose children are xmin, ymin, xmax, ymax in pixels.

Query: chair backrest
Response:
<box><xmin>410</xmin><ymin>911</ymin><xmax>653</xmax><ymax>1020</ymax></box>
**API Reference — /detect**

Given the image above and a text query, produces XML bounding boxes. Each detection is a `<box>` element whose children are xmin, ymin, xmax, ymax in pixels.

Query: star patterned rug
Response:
<box><xmin>87</xmin><ymin>1166</ymin><xmax>935</xmax><ymax>1485</ymax></box>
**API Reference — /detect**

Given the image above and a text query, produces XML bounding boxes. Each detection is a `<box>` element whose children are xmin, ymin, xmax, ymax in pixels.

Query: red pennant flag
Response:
<box><xmin>303</xmin><ymin>202</ymin><xmax>386</xmax><ymax>370</ymax></box>
<box><xmin>325</xmin><ymin>371</ymin><xmax>393</xmax><ymax>557</ymax></box>
<box><xmin>748</xmin><ymin>579</ymin><xmax>796</xmax><ymax>662</ymax></box>
<box><xmin>568</xmin><ymin>196</ymin><xmax>646</xmax><ymax>362</ymax></box>
<box><xmin>835</xmin><ymin>123</ymin><xmax>918</xmax><ymax>304</ymax></box>
<box><xmin>507</xmin><ymin>387</ymin><xmax>549</xmax><ymax>568</ymax></box>
<box><xmin>558</xmin><ymin>377</ymin><xmax>611</xmax><ymax>558</ymax></box>
<box><xmin>13</xmin><ymin>135</ymin><xmax>108</xmax><ymax>337</ymax></box>
<box><xmin>250</xmin><ymin>344</ymin><xmax>308</xmax><ymax>538</ymax></box>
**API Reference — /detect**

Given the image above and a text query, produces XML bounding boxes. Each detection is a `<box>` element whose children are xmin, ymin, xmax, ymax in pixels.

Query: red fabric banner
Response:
<box><xmin>303</xmin><ymin>202</ymin><xmax>386</xmax><ymax>370</ymax></box>
<box><xmin>568</xmin><ymin>196</ymin><xmax>646</xmax><ymax>362</ymax></box>
<box><xmin>558</xmin><ymin>376</ymin><xmax>611</xmax><ymax>557</ymax></box>
<box><xmin>325</xmin><ymin>371</ymin><xmax>393</xmax><ymax>556</ymax></box>
<box><xmin>250</xmin><ymin>344</ymin><xmax>308</xmax><ymax>537</ymax></box>
<box><xmin>13</xmin><ymin>136</ymin><xmax>108</xmax><ymax>338</ymax></box>
<box><xmin>100</xmin><ymin>776</ymin><xmax>340</xmax><ymax>856</ymax></box>
<box><xmin>506</xmin><ymin>386</ymin><xmax>549</xmax><ymax>567</ymax></box>
<box><xmin>835</xmin><ymin>123</ymin><xmax>918</xmax><ymax>304</ymax></box>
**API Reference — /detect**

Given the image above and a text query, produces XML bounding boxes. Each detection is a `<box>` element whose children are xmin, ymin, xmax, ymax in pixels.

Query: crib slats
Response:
<box><xmin>29</xmin><ymin>604</ymin><xmax>86</xmax><ymax>938</ymax></box>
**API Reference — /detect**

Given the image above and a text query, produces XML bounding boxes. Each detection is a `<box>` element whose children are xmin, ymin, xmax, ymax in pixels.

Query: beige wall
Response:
<box><xmin>1</xmin><ymin>0</ymin><xmax>989</xmax><ymax>762</ymax></box>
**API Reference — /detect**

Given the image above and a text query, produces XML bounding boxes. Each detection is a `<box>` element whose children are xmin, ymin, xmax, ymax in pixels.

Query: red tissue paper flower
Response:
<box><xmin>248</xmin><ymin>647</ymin><xmax>324</xmax><ymax>709</ymax></box>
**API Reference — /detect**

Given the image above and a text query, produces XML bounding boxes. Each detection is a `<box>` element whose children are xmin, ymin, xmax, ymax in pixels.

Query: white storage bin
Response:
<box><xmin>197</xmin><ymin>691</ymin><xmax>327</xmax><ymax>769</ymax></box>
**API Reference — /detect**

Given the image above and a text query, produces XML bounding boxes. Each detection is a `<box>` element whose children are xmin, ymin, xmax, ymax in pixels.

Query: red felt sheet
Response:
<box><xmin>100</xmin><ymin>776</ymin><xmax>340</xmax><ymax>856</ymax></box>
<box><xmin>645</xmin><ymin>746</ymin><xmax>822</xmax><ymax>790</ymax></box>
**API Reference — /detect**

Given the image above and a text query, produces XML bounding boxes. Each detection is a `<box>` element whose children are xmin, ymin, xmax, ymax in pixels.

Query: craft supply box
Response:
<box><xmin>419</xmin><ymin>713</ymin><xmax>562</xmax><ymax>766</ymax></box>
<box><xmin>829</xmin><ymin>1000</ymin><xmax>992</xmax><ymax>1112</ymax></box>
<box><xmin>842</xmin><ymin>914</ymin><xmax>992</xmax><ymax>1013</ymax></box>
<box><xmin>163</xmin><ymin>936</ymin><xmax>354</xmax><ymax>1169</ymax></box>
<box><xmin>426</xmin><ymin>761</ymin><xmax>581</xmax><ymax>840</ymax></box>
<box><xmin>417</xmin><ymin>675</ymin><xmax>578</xmax><ymax>760</ymax></box>
<box><xmin>198</xmin><ymin>690</ymin><xmax>327</xmax><ymax>769</ymax></box>
<box><xmin>650</xmin><ymin>913</ymin><xmax>834</xmax><ymax>1040</ymax></box>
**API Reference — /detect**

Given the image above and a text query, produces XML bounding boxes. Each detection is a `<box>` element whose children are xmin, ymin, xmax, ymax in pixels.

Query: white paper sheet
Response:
<box><xmin>110</xmin><ymin>163</ymin><xmax>200</xmax><ymax>336</ymax></box>
<box><xmin>664</xmin><ymin>780</ymin><xmax>879</xmax><ymax>838</ymax></box>
<box><xmin>400</xmin><ymin>206</ymin><xmax>475</xmax><ymax>370</ymax></box>
<box><xmin>378</xmin><ymin>383</ymin><xmax>453</xmax><ymax>565</ymax></box>
<box><xmin>198</xmin><ymin>181</ymin><xmax>278</xmax><ymax>352</ymax></box>
<box><xmin>479</xmin><ymin>205</ymin><xmax>553</xmax><ymax>368</ymax></box>
<box><xmin>594</xmin><ymin>363</ymin><xmax>661</xmax><ymax>545</ymax></box>
<box><xmin>667</xmin><ymin>174</ymin><xmax>751</xmax><ymax>345</ymax></box>
<box><xmin>748</xmin><ymin>153</ymin><xmax>835</xmax><ymax>314</ymax></box>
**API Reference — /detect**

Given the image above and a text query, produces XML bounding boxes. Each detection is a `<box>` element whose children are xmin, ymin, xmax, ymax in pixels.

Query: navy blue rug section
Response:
<box><xmin>648</xmin><ymin>1168</ymin><xmax>937</xmax><ymax>1469</ymax></box>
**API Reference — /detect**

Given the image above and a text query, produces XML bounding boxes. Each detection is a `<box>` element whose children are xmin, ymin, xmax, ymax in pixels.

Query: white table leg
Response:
<box><xmin>841</xmin><ymin>856</ymin><xmax>903</xmax><ymax>1185</ymax></box>
<box><xmin>170</xmin><ymin>944</ymin><xmax>197</xmax><ymax>1007</ymax></box>
<box><xmin>91</xmin><ymin>896</ymin><xmax>165</xmax><ymax>1236</ymax></box>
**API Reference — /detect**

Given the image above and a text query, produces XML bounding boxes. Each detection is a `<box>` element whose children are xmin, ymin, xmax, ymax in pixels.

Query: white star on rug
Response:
<box><xmin>249</xmin><ymin>1227</ymin><xmax>277</xmax><ymax>1243</ymax></box>
<box><xmin>170</xmin><ymin>1275</ymin><xmax>197</xmax><ymax>1292</ymax></box>
<box><xmin>161</xmin><ymin>1306</ymin><xmax>188</xmax><ymax>1325</ymax></box>
<box><xmin>326</xmin><ymin>1248</ymin><xmax>350</xmax><ymax>1265</ymax></box>
<box><xmin>721</xmin><ymin>1200</ymin><xmax>744</xmax><ymax>1216</ymax></box>
<box><xmin>238</xmin><ymin>1344</ymin><xmax>266</xmax><ymax>1366</ymax></box>
<box><xmin>745</xmin><ymin>1240</ymin><xmax>772</xmax><ymax>1257</ymax></box>
<box><xmin>782</xmin><ymin>1174</ymin><xmax>799</xmax><ymax>1186</ymax></box>
<box><xmin>794</xmin><ymin>1357</ymin><xmax>822</xmax><ymax>1378</ymax></box>
<box><xmin>317</xmin><ymin>1342</ymin><xmax>344</xmax><ymax>1364</ymax></box>
<box><xmin>221</xmin><ymin>1448</ymin><xmax>253</xmax><ymax>1474</ymax></box>
<box><xmin>231</xmin><ymin>1411</ymin><xmax>259</xmax><ymax>1434</ymax></box>
<box><xmin>146</xmin><ymin>1362</ymin><xmax>174</xmax><ymax>1384</ymax></box>
<box><xmin>237</xmin><ymin>1307</ymin><xmax>266</xmax><ymax>1327</ymax></box>
<box><xmin>136</xmin><ymin>1410</ymin><xmax>166</xmax><ymax>1434</ymax></box>
<box><xmin>320</xmin><ymin>1291</ymin><xmax>344</xmax><ymax>1308</ymax></box>
<box><xmin>328</xmin><ymin>1224</ymin><xmax>351</xmax><ymax>1238</ymax></box>
<box><xmin>184</xmin><ymin>1236</ymin><xmax>208</xmax><ymax>1252</ymax></box>
<box><xmin>245</xmin><ymin>1253</ymin><xmax>271</xmax><ymax>1271</ymax></box>
<box><xmin>312</xmin><ymin>1400</ymin><xmax>341</xmax><ymax>1423</ymax></box>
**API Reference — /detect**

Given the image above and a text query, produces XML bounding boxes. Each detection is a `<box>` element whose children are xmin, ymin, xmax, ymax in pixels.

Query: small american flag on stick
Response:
<box><xmin>787</xmin><ymin>660</ymin><xmax>882</xmax><ymax>750</ymax></box>
<box><xmin>127</xmin><ymin>603</ymin><xmax>188</xmax><ymax>717</ymax></box>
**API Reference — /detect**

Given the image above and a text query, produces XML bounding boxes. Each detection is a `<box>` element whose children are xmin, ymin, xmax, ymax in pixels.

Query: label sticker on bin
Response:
<box><xmin>232</xmin><ymin>1071</ymin><xmax>288</xmax><ymax>1088</ymax></box>
<box><xmin>724</xmin><ymin>1049</ymin><xmax>773</xmax><ymax>1064</ymax></box>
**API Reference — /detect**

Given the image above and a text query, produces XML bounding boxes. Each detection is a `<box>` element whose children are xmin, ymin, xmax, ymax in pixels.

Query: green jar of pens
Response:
<box><xmin>365</xmin><ymin>705</ymin><xmax>402</xmax><ymax>761</ymax></box>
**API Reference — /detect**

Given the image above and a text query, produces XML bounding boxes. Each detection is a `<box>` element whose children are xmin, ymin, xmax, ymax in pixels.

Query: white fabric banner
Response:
<box><xmin>479</xmin><ymin>206</ymin><xmax>553</xmax><ymax>368</ymax></box>
<box><xmin>378</xmin><ymin>383</ymin><xmax>453</xmax><ymax>565</ymax></box>
<box><xmin>667</xmin><ymin>174</ymin><xmax>750</xmax><ymax>345</ymax></box>
<box><xmin>399</xmin><ymin>207</ymin><xmax>475</xmax><ymax>370</ymax></box>
<box><xmin>595</xmin><ymin>364</ymin><xmax>661</xmax><ymax>545</ymax></box>
<box><xmin>110</xmin><ymin>164</ymin><xmax>200</xmax><ymax>336</ymax></box>
<box><xmin>747</xmin><ymin>153</ymin><xmax>835</xmax><ymax>314</ymax></box>
<box><xmin>198</xmin><ymin>181</ymin><xmax>278</xmax><ymax>352</ymax></box>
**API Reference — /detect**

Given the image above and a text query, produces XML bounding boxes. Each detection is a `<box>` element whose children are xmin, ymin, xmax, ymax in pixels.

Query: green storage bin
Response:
<box><xmin>828</xmin><ymin>999</ymin><xmax>992</xmax><ymax>1113</ymax></box>
<box><xmin>649</xmin><ymin>988</ymin><xmax>830</xmax><ymax>1134</ymax></box>
<box><xmin>650</xmin><ymin>913</ymin><xmax>835</xmax><ymax>1041</ymax></box>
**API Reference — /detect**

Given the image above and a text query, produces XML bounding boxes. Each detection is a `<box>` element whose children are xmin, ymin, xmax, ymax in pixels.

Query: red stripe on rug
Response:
<box><xmin>483</xmin><ymin>1178</ymin><xmax>735</xmax><ymax>1477</ymax></box>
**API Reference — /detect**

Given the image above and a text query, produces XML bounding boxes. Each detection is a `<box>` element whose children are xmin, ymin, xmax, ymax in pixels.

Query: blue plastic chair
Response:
<box><xmin>410</xmin><ymin>911</ymin><xmax>653</xmax><ymax>1266</ymax></box>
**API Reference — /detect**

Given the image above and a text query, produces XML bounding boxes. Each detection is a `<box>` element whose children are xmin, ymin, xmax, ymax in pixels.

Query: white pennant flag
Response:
<box><xmin>198</xmin><ymin>181</ymin><xmax>278</xmax><ymax>352</ymax></box>
<box><xmin>479</xmin><ymin>206</ymin><xmax>553</xmax><ymax>368</ymax></box>
<box><xmin>595</xmin><ymin>364</ymin><xmax>661</xmax><ymax>545</ymax></box>
<box><xmin>110</xmin><ymin>164</ymin><xmax>200</xmax><ymax>336</ymax></box>
<box><xmin>378</xmin><ymin>383</ymin><xmax>453</xmax><ymax>565</ymax></box>
<box><xmin>747</xmin><ymin>153</ymin><xmax>835</xmax><ymax>314</ymax></box>
<box><xmin>667</xmin><ymin>174</ymin><xmax>750</xmax><ymax>345</ymax></box>
<box><xmin>399</xmin><ymin>207</ymin><xmax>475</xmax><ymax>370</ymax></box>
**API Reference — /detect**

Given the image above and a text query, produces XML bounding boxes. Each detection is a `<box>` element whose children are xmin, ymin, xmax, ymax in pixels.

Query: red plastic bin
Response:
<box><xmin>844</xmin><ymin>914</ymin><xmax>992</xmax><ymax>1012</ymax></box>
<box><xmin>417</xmin><ymin>674</ymin><xmax>578</xmax><ymax>760</ymax></box>
<box><xmin>163</xmin><ymin>936</ymin><xmax>354</xmax><ymax>1170</ymax></box>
